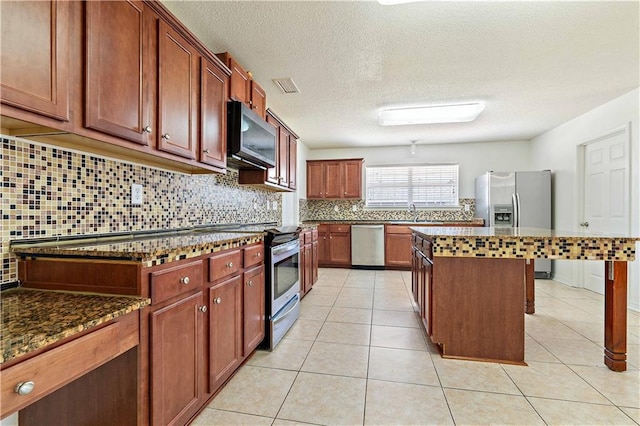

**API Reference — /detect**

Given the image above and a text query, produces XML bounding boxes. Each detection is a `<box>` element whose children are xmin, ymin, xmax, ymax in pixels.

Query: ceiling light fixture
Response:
<box><xmin>379</xmin><ymin>102</ymin><xmax>485</xmax><ymax>126</ymax></box>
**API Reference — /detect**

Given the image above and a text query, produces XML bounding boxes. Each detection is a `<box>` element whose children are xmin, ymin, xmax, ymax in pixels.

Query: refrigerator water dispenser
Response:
<box><xmin>492</xmin><ymin>205</ymin><xmax>513</xmax><ymax>227</ymax></box>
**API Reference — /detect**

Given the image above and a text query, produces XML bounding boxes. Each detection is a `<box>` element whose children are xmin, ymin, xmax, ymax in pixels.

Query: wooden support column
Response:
<box><xmin>604</xmin><ymin>261</ymin><xmax>628</xmax><ymax>372</ymax></box>
<box><xmin>525</xmin><ymin>259</ymin><xmax>535</xmax><ymax>315</ymax></box>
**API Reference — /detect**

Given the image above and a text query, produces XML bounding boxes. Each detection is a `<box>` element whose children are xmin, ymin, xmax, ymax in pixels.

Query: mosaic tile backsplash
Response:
<box><xmin>300</xmin><ymin>198</ymin><xmax>476</xmax><ymax>222</ymax></box>
<box><xmin>1</xmin><ymin>136</ymin><xmax>281</xmax><ymax>284</ymax></box>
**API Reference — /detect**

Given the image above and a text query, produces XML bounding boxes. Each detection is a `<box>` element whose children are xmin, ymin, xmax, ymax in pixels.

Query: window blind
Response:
<box><xmin>365</xmin><ymin>164</ymin><xmax>459</xmax><ymax>208</ymax></box>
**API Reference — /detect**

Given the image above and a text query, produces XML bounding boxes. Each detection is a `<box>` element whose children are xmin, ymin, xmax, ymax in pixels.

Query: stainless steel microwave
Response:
<box><xmin>227</xmin><ymin>101</ymin><xmax>276</xmax><ymax>170</ymax></box>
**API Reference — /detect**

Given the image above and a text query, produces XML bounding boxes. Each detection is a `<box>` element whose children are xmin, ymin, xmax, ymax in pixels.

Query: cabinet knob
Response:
<box><xmin>226</xmin><ymin>262</ymin><xmax>234</xmax><ymax>268</ymax></box>
<box><xmin>162</xmin><ymin>133</ymin><xmax>171</xmax><ymax>140</ymax></box>
<box><xmin>180</xmin><ymin>276</ymin><xmax>190</xmax><ymax>285</ymax></box>
<box><xmin>256</xmin><ymin>252</ymin><xmax>261</xmax><ymax>258</ymax></box>
<box><xmin>15</xmin><ymin>381</ymin><xmax>35</xmax><ymax>396</ymax></box>
<box><xmin>199</xmin><ymin>305</ymin><xmax>208</xmax><ymax>313</ymax></box>
<box><xmin>247</xmin><ymin>280</ymin><xmax>253</xmax><ymax>287</ymax></box>
<box><xmin>203</xmin><ymin>148</ymin><xmax>210</xmax><ymax>154</ymax></box>
<box><xmin>214</xmin><ymin>297</ymin><xmax>222</xmax><ymax>304</ymax></box>
<box><xmin>143</xmin><ymin>125</ymin><xmax>152</xmax><ymax>134</ymax></box>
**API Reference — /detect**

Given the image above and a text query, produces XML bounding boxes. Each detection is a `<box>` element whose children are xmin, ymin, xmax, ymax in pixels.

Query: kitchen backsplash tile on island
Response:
<box><xmin>0</xmin><ymin>136</ymin><xmax>281</xmax><ymax>284</ymax></box>
<box><xmin>300</xmin><ymin>198</ymin><xmax>475</xmax><ymax>222</ymax></box>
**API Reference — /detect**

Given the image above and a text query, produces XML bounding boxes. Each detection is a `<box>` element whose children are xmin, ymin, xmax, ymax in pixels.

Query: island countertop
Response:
<box><xmin>410</xmin><ymin>226</ymin><xmax>638</xmax><ymax>261</ymax></box>
<box><xmin>1</xmin><ymin>288</ymin><xmax>150</xmax><ymax>364</ymax></box>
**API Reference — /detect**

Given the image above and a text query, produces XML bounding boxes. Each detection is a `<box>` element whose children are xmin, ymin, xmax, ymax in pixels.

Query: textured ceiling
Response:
<box><xmin>162</xmin><ymin>1</ymin><xmax>639</xmax><ymax>149</ymax></box>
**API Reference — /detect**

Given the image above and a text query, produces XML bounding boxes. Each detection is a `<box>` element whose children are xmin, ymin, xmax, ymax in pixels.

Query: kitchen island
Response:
<box><xmin>410</xmin><ymin>226</ymin><xmax>638</xmax><ymax>372</ymax></box>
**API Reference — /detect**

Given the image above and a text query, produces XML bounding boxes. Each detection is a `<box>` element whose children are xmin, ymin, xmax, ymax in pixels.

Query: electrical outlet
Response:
<box><xmin>265</xmin><ymin>200</ymin><xmax>270</xmax><ymax>210</ymax></box>
<box><xmin>352</xmin><ymin>205</ymin><xmax>357</xmax><ymax>212</ymax></box>
<box><xmin>131</xmin><ymin>184</ymin><xmax>143</xmax><ymax>206</ymax></box>
<box><xmin>464</xmin><ymin>204</ymin><xmax>470</xmax><ymax>212</ymax></box>
<box><xmin>272</xmin><ymin>201</ymin><xmax>278</xmax><ymax>210</ymax></box>
<box><xmin>334</xmin><ymin>205</ymin><xmax>339</xmax><ymax>212</ymax></box>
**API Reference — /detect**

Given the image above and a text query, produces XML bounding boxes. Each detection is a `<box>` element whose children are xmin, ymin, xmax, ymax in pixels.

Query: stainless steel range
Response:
<box><xmin>263</xmin><ymin>226</ymin><xmax>301</xmax><ymax>350</ymax></box>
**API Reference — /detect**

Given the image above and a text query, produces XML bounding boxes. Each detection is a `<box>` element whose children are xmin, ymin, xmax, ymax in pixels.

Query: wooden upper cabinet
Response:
<box><xmin>217</xmin><ymin>53</ymin><xmax>250</xmax><ymax>104</ymax></box>
<box><xmin>306</xmin><ymin>159</ymin><xmax>363</xmax><ymax>199</ymax></box>
<box><xmin>265</xmin><ymin>114</ymin><xmax>280</xmax><ymax>185</ymax></box>
<box><xmin>158</xmin><ymin>21</ymin><xmax>198</xmax><ymax>160</ymax></box>
<box><xmin>278</xmin><ymin>127</ymin><xmax>289</xmax><ymax>187</ymax></box>
<box><xmin>249</xmin><ymin>80</ymin><xmax>266</xmax><ymax>119</ymax></box>
<box><xmin>0</xmin><ymin>0</ymin><xmax>69</xmax><ymax>121</ymax></box>
<box><xmin>200</xmin><ymin>57</ymin><xmax>228</xmax><ymax>171</ymax></box>
<box><xmin>288</xmin><ymin>137</ymin><xmax>297</xmax><ymax>190</ymax></box>
<box><xmin>85</xmin><ymin>0</ymin><xmax>149</xmax><ymax>145</ymax></box>
<box><xmin>343</xmin><ymin>159</ymin><xmax>363</xmax><ymax>198</ymax></box>
<box><xmin>307</xmin><ymin>162</ymin><xmax>324</xmax><ymax>198</ymax></box>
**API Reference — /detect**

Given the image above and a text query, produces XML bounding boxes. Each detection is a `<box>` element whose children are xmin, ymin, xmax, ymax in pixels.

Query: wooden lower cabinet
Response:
<box><xmin>17</xmin><ymin>240</ymin><xmax>265</xmax><ymax>426</ymax></box>
<box><xmin>385</xmin><ymin>225</ymin><xmax>413</xmax><ymax>269</ymax></box>
<box><xmin>150</xmin><ymin>291</ymin><xmax>206</xmax><ymax>426</ymax></box>
<box><xmin>208</xmin><ymin>275</ymin><xmax>242</xmax><ymax>392</ymax></box>
<box><xmin>299</xmin><ymin>230</ymin><xmax>316</xmax><ymax>298</ymax></box>
<box><xmin>317</xmin><ymin>224</ymin><xmax>351</xmax><ymax>267</ymax></box>
<box><xmin>243</xmin><ymin>264</ymin><xmax>265</xmax><ymax>355</ymax></box>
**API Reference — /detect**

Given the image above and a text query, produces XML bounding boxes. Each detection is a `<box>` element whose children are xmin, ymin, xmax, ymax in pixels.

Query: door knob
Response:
<box><xmin>579</xmin><ymin>222</ymin><xmax>590</xmax><ymax>227</ymax></box>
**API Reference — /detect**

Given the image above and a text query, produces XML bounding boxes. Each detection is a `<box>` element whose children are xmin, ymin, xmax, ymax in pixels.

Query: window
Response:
<box><xmin>365</xmin><ymin>164</ymin><xmax>459</xmax><ymax>208</ymax></box>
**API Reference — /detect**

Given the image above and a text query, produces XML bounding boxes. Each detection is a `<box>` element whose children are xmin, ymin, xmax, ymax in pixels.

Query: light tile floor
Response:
<box><xmin>193</xmin><ymin>268</ymin><xmax>640</xmax><ymax>425</ymax></box>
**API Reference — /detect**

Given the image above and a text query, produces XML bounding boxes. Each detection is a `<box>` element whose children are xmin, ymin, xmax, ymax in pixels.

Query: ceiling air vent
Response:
<box><xmin>272</xmin><ymin>78</ymin><xmax>300</xmax><ymax>94</ymax></box>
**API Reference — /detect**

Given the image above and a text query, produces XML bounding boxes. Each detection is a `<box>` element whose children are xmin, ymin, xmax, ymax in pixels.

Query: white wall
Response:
<box><xmin>530</xmin><ymin>88</ymin><xmax>640</xmax><ymax>311</ymax></box>
<box><xmin>304</xmin><ymin>140</ymin><xmax>532</xmax><ymax>199</ymax></box>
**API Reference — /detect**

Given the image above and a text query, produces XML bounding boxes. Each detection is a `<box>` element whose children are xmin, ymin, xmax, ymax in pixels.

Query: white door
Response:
<box><xmin>581</xmin><ymin>126</ymin><xmax>630</xmax><ymax>294</ymax></box>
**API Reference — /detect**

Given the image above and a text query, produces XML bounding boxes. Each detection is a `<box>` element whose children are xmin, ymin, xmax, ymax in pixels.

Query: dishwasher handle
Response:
<box><xmin>352</xmin><ymin>225</ymin><xmax>385</xmax><ymax>229</ymax></box>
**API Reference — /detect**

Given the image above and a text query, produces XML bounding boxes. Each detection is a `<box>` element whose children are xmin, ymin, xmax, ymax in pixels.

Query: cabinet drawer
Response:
<box><xmin>386</xmin><ymin>225</ymin><xmax>412</xmax><ymax>234</ymax></box>
<box><xmin>422</xmin><ymin>239</ymin><xmax>433</xmax><ymax>260</ymax></box>
<box><xmin>329</xmin><ymin>224</ymin><xmax>350</xmax><ymax>233</ymax></box>
<box><xmin>311</xmin><ymin>229</ymin><xmax>318</xmax><ymax>241</ymax></box>
<box><xmin>302</xmin><ymin>230</ymin><xmax>312</xmax><ymax>244</ymax></box>
<box><xmin>243</xmin><ymin>244</ymin><xmax>264</xmax><ymax>269</ymax></box>
<box><xmin>1</xmin><ymin>322</ymin><xmax>120</xmax><ymax>417</ymax></box>
<box><xmin>150</xmin><ymin>260</ymin><xmax>203</xmax><ymax>304</ymax></box>
<box><xmin>209</xmin><ymin>249</ymin><xmax>242</xmax><ymax>282</ymax></box>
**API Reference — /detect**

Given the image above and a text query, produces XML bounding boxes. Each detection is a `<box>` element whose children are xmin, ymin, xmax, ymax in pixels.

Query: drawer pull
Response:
<box><xmin>256</xmin><ymin>252</ymin><xmax>261</xmax><ymax>258</ymax></box>
<box><xmin>180</xmin><ymin>276</ymin><xmax>190</xmax><ymax>285</ymax></box>
<box><xmin>214</xmin><ymin>297</ymin><xmax>222</xmax><ymax>304</ymax></box>
<box><xmin>199</xmin><ymin>305</ymin><xmax>208</xmax><ymax>313</ymax></box>
<box><xmin>226</xmin><ymin>262</ymin><xmax>234</xmax><ymax>268</ymax></box>
<box><xmin>15</xmin><ymin>381</ymin><xmax>35</xmax><ymax>396</ymax></box>
<box><xmin>247</xmin><ymin>280</ymin><xmax>253</xmax><ymax>287</ymax></box>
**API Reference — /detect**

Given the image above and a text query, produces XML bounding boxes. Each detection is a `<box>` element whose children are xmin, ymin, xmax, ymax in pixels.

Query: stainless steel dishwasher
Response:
<box><xmin>351</xmin><ymin>224</ymin><xmax>385</xmax><ymax>268</ymax></box>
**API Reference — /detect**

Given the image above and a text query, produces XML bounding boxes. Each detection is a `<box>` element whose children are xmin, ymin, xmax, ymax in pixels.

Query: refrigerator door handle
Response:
<box><xmin>516</xmin><ymin>193</ymin><xmax>522</xmax><ymax>227</ymax></box>
<box><xmin>512</xmin><ymin>193</ymin><xmax>519</xmax><ymax>227</ymax></box>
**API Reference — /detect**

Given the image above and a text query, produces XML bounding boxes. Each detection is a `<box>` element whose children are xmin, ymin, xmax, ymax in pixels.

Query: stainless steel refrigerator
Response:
<box><xmin>474</xmin><ymin>170</ymin><xmax>552</xmax><ymax>278</ymax></box>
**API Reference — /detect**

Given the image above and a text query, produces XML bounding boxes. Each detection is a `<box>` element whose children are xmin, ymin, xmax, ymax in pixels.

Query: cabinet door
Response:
<box><xmin>385</xmin><ymin>233</ymin><xmax>412</xmax><ymax>268</ymax></box>
<box><xmin>266</xmin><ymin>114</ymin><xmax>280</xmax><ymax>185</ymax></box>
<box><xmin>311</xmin><ymin>240</ymin><xmax>319</xmax><ymax>284</ymax></box>
<box><xmin>343</xmin><ymin>160</ymin><xmax>363</xmax><ymax>199</ymax></box>
<box><xmin>200</xmin><ymin>57</ymin><xmax>227</xmax><ymax>170</ymax></box>
<box><xmin>317</xmin><ymin>229</ymin><xmax>329</xmax><ymax>265</ymax></box>
<box><xmin>422</xmin><ymin>257</ymin><xmax>433</xmax><ymax>336</ymax></box>
<box><xmin>227</xmin><ymin>56</ymin><xmax>250</xmax><ymax>104</ymax></box>
<box><xmin>411</xmin><ymin>248</ymin><xmax>419</xmax><ymax>303</ymax></box>
<box><xmin>0</xmin><ymin>1</ymin><xmax>69</xmax><ymax>120</ymax></box>
<box><xmin>150</xmin><ymin>291</ymin><xmax>205</xmax><ymax>426</ymax></box>
<box><xmin>324</xmin><ymin>162</ymin><xmax>343</xmax><ymax>198</ymax></box>
<box><xmin>209</xmin><ymin>275</ymin><xmax>242</xmax><ymax>392</ymax></box>
<box><xmin>243</xmin><ymin>264</ymin><xmax>265</xmax><ymax>355</ymax></box>
<box><xmin>85</xmin><ymin>0</ymin><xmax>149</xmax><ymax>145</ymax></box>
<box><xmin>158</xmin><ymin>20</ymin><xmax>198</xmax><ymax>159</ymax></box>
<box><xmin>329</xmin><ymin>231</ymin><xmax>351</xmax><ymax>266</ymax></box>
<box><xmin>307</xmin><ymin>162</ymin><xmax>325</xmax><ymax>199</ymax></box>
<box><xmin>249</xmin><ymin>80</ymin><xmax>266</xmax><ymax>119</ymax></box>
<box><xmin>278</xmin><ymin>127</ymin><xmax>289</xmax><ymax>187</ymax></box>
<box><xmin>304</xmin><ymin>244</ymin><xmax>313</xmax><ymax>294</ymax></box>
<box><xmin>288</xmin><ymin>138</ymin><xmax>297</xmax><ymax>190</ymax></box>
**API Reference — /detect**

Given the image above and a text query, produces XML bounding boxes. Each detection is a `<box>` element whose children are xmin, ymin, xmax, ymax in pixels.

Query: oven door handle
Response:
<box><xmin>273</xmin><ymin>295</ymin><xmax>300</xmax><ymax>323</ymax></box>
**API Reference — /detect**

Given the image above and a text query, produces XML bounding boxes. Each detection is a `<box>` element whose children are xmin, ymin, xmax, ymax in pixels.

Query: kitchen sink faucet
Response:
<box><xmin>409</xmin><ymin>203</ymin><xmax>419</xmax><ymax>222</ymax></box>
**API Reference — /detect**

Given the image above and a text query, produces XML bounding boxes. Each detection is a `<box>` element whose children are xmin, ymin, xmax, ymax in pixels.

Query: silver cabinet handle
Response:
<box><xmin>180</xmin><ymin>276</ymin><xmax>190</xmax><ymax>285</ymax></box>
<box><xmin>226</xmin><ymin>262</ymin><xmax>234</xmax><ymax>268</ymax></box>
<box><xmin>143</xmin><ymin>125</ymin><xmax>152</xmax><ymax>134</ymax></box>
<box><xmin>162</xmin><ymin>133</ymin><xmax>171</xmax><ymax>140</ymax></box>
<box><xmin>214</xmin><ymin>297</ymin><xmax>222</xmax><ymax>304</ymax></box>
<box><xmin>256</xmin><ymin>252</ymin><xmax>261</xmax><ymax>258</ymax></box>
<box><xmin>203</xmin><ymin>148</ymin><xmax>210</xmax><ymax>154</ymax></box>
<box><xmin>247</xmin><ymin>280</ymin><xmax>253</xmax><ymax>286</ymax></box>
<box><xmin>199</xmin><ymin>305</ymin><xmax>207</xmax><ymax>313</ymax></box>
<box><xmin>15</xmin><ymin>381</ymin><xmax>35</xmax><ymax>396</ymax></box>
